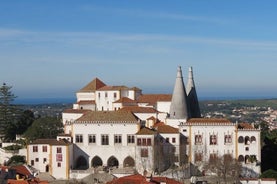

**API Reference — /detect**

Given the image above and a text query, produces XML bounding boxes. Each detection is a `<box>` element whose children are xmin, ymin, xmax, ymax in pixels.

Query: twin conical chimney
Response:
<box><xmin>169</xmin><ymin>66</ymin><xmax>201</xmax><ymax>120</ymax></box>
<box><xmin>169</xmin><ymin>66</ymin><xmax>190</xmax><ymax>120</ymax></box>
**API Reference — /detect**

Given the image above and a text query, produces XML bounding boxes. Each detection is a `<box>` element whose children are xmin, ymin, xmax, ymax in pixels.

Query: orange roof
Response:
<box><xmin>30</xmin><ymin>139</ymin><xmax>71</xmax><ymax>145</ymax></box>
<box><xmin>136</xmin><ymin>127</ymin><xmax>156</xmax><ymax>135</ymax></box>
<box><xmin>114</xmin><ymin>97</ymin><xmax>137</xmax><ymax>103</ymax></box>
<box><xmin>119</xmin><ymin>106</ymin><xmax>158</xmax><ymax>113</ymax></box>
<box><xmin>98</xmin><ymin>85</ymin><xmax>129</xmax><ymax>91</ymax></box>
<box><xmin>238</xmin><ymin>122</ymin><xmax>255</xmax><ymax>129</ymax></box>
<box><xmin>78</xmin><ymin>78</ymin><xmax>106</xmax><ymax>92</ymax></box>
<box><xmin>77</xmin><ymin>100</ymin><xmax>95</xmax><ymax>105</ymax></box>
<box><xmin>107</xmin><ymin>174</ymin><xmax>182</xmax><ymax>184</ymax></box>
<box><xmin>155</xmin><ymin>124</ymin><xmax>179</xmax><ymax>134</ymax></box>
<box><xmin>63</xmin><ymin>109</ymin><xmax>91</xmax><ymax>113</ymax></box>
<box><xmin>76</xmin><ymin>111</ymin><xmax>138</xmax><ymax>123</ymax></box>
<box><xmin>187</xmin><ymin>118</ymin><xmax>232</xmax><ymax>125</ymax></box>
<box><xmin>137</xmin><ymin>94</ymin><xmax>172</xmax><ymax>105</ymax></box>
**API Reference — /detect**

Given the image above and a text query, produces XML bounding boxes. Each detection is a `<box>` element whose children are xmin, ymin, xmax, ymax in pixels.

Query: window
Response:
<box><xmin>238</xmin><ymin>136</ymin><xmax>244</xmax><ymax>143</ymax></box>
<box><xmin>101</xmin><ymin>134</ymin><xmax>109</xmax><ymax>145</ymax></box>
<box><xmin>142</xmin><ymin>138</ymin><xmax>147</xmax><ymax>146</ymax></box>
<box><xmin>105</xmin><ymin>92</ymin><xmax>108</xmax><ymax>98</ymax></box>
<box><xmin>245</xmin><ymin>147</ymin><xmax>249</xmax><ymax>151</ymax></box>
<box><xmin>210</xmin><ymin>135</ymin><xmax>217</xmax><ymax>145</ymax></box>
<box><xmin>137</xmin><ymin>138</ymin><xmax>142</xmax><ymax>146</ymax></box>
<box><xmin>251</xmin><ymin>136</ymin><xmax>256</xmax><ymax>143</ymax></box>
<box><xmin>166</xmin><ymin>137</ymin><xmax>169</xmax><ymax>143</ymax></box>
<box><xmin>238</xmin><ymin>155</ymin><xmax>244</xmax><ymax>162</ymax></box>
<box><xmin>31</xmin><ymin>160</ymin><xmax>34</xmax><ymax>166</ymax></box>
<box><xmin>147</xmin><ymin>138</ymin><xmax>151</xmax><ymax>146</ymax></box>
<box><xmin>33</xmin><ymin>146</ymin><xmax>38</xmax><ymax>152</ymax></box>
<box><xmin>183</xmin><ymin>129</ymin><xmax>187</xmax><ymax>132</ymax></box>
<box><xmin>57</xmin><ymin>147</ymin><xmax>62</xmax><ymax>153</ymax></box>
<box><xmin>195</xmin><ymin>135</ymin><xmax>202</xmax><ymax>145</ymax></box>
<box><xmin>141</xmin><ymin>148</ymin><xmax>148</xmax><ymax>157</ymax></box>
<box><xmin>43</xmin><ymin>158</ymin><xmax>47</xmax><ymax>163</ymax></box>
<box><xmin>172</xmin><ymin>137</ymin><xmax>176</xmax><ymax>143</ymax></box>
<box><xmin>98</xmin><ymin>93</ymin><xmax>100</xmax><ymax>98</ymax></box>
<box><xmin>56</xmin><ymin>154</ymin><xmax>63</xmax><ymax>162</ymax></box>
<box><xmin>114</xmin><ymin>92</ymin><xmax>117</xmax><ymax>98</ymax></box>
<box><xmin>75</xmin><ymin>134</ymin><xmax>83</xmax><ymax>143</ymax></box>
<box><xmin>88</xmin><ymin>134</ymin><xmax>96</xmax><ymax>143</ymax></box>
<box><xmin>224</xmin><ymin>135</ymin><xmax>232</xmax><ymax>144</ymax></box>
<box><xmin>57</xmin><ymin>163</ymin><xmax>61</xmax><ymax>167</ymax></box>
<box><xmin>42</xmin><ymin>146</ymin><xmax>47</xmax><ymax>152</ymax></box>
<box><xmin>114</xmin><ymin>134</ymin><xmax>122</xmax><ymax>144</ymax></box>
<box><xmin>35</xmin><ymin>158</ymin><xmax>39</xmax><ymax>162</ymax></box>
<box><xmin>127</xmin><ymin>135</ymin><xmax>135</xmax><ymax>144</ymax></box>
<box><xmin>195</xmin><ymin>153</ymin><xmax>202</xmax><ymax>162</ymax></box>
<box><xmin>245</xmin><ymin>136</ymin><xmax>250</xmax><ymax>145</ymax></box>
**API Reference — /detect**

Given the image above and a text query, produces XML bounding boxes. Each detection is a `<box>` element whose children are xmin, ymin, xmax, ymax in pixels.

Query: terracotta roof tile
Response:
<box><xmin>30</xmin><ymin>139</ymin><xmax>71</xmax><ymax>145</ymax></box>
<box><xmin>238</xmin><ymin>122</ymin><xmax>255</xmax><ymax>129</ymax></box>
<box><xmin>137</xmin><ymin>94</ymin><xmax>172</xmax><ymax>105</ymax></box>
<box><xmin>187</xmin><ymin>118</ymin><xmax>232</xmax><ymax>125</ymax></box>
<box><xmin>136</xmin><ymin>127</ymin><xmax>156</xmax><ymax>135</ymax></box>
<box><xmin>78</xmin><ymin>78</ymin><xmax>106</xmax><ymax>92</ymax></box>
<box><xmin>155</xmin><ymin>124</ymin><xmax>179</xmax><ymax>134</ymax></box>
<box><xmin>98</xmin><ymin>85</ymin><xmax>129</xmax><ymax>91</ymax></box>
<box><xmin>114</xmin><ymin>97</ymin><xmax>137</xmax><ymax>103</ymax></box>
<box><xmin>77</xmin><ymin>100</ymin><xmax>95</xmax><ymax>105</ymax></box>
<box><xmin>63</xmin><ymin>109</ymin><xmax>91</xmax><ymax>113</ymax></box>
<box><xmin>119</xmin><ymin>106</ymin><xmax>158</xmax><ymax>113</ymax></box>
<box><xmin>76</xmin><ymin>111</ymin><xmax>138</xmax><ymax>123</ymax></box>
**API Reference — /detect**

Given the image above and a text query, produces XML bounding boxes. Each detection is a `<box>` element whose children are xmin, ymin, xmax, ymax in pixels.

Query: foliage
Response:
<box><xmin>0</xmin><ymin>83</ymin><xmax>20</xmax><ymax>141</ymax></box>
<box><xmin>260</xmin><ymin>169</ymin><xmax>277</xmax><ymax>179</ymax></box>
<box><xmin>6</xmin><ymin>155</ymin><xmax>26</xmax><ymax>166</ymax></box>
<box><xmin>3</xmin><ymin>144</ymin><xmax>23</xmax><ymax>151</ymax></box>
<box><xmin>203</xmin><ymin>155</ymin><xmax>241</xmax><ymax>184</ymax></box>
<box><xmin>261</xmin><ymin>129</ymin><xmax>277</xmax><ymax>172</ymax></box>
<box><xmin>24</xmin><ymin>117</ymin><xmax>63</xmax><ymax>141</ymax></box>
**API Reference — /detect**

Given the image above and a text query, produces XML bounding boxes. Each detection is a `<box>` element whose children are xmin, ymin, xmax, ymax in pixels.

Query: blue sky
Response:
<box><xmin>1</xmin><ymin>1</ymin><xmax>277</xmax><ymax>100</ymax></box>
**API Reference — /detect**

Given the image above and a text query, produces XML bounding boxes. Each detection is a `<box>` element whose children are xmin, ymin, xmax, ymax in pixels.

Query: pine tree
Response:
<box><xmin>0</xmin><ymin>83</ymin><xmax>18</xmax><ymax>141</ymax></box>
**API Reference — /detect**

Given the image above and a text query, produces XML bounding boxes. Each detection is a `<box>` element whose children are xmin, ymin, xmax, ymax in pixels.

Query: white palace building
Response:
<box><xmin>27</xmin><ymin>66</ymin><xmax>261</xmax><ymax>180</ymax></box>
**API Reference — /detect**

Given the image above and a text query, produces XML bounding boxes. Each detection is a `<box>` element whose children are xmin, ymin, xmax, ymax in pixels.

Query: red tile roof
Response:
<box><xmin>187</xmin><ymin>118</ymin><xmax>233</xmax><ymax>125</ymax></box>
<box><xmin>98</xmin><ymin>85</ymin><xmax>129</xmax><ymax>91</ymax></box>
<box><xmin>63</xmin><ymin>109</ymin><xmax>91</xmax><ymax>113</ymax></box>
<box><xmin>238</xmin><ymin>122</ymin><xmax>255</xmax><ymax>129</ymax></box>
<box><xmin>136</xmin><ymin>127</ymin><xmax>156</xmax><ymax>135</ymax></box>
<box><xmin>114</xmin><ymin>97</ymin><xmax>137</xmax><ymax>103</ymax></box>
<box><xmin>29</xmin><ymin>139</ymin><xmax>71</xmax><ymax>145</ymax></box>
<box><xmin>154</xmin><ymin>123</ymin><xmax>179</xmax><ymax>134</ymax></box>
<box><xmin>78</xmin><ymin>78</ymin><xmax>106</xmax><ymax>92</ymax></box>
<box><xmin>107</xmin><ymin>174</ymin><xmax>182</xmax><ymax>184</ymax></box>
<box><xmin>119</xmin><ymin>106</ymin><xmax>158</xmax><ymax>113</ymax></box>
<box><xmin>77</xmin><ymin>100</ymin><xmax>95</xmax><ymax>105</ymax></box>
<box><xmin>76</xmin><ymin>111</ymin><xmax>138</xmax><ymax>123</ymax></box>
<box><xmin>137</xmin><ymin>94</ymin><xmax>172</xmax><ymax>105</ymax></box>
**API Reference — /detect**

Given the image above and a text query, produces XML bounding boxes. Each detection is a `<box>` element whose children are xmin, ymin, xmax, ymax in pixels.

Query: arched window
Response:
<box><xmin>245</xmin><ymin>136</ymin><xmax>250</xmax><ymax>145</ymax></box>
<box><xmin>107</xmin><ymin>156</ymin><xmax>119</xmax><ymax>167</ymax></box>
<box><xmin>238</xmin><ymin>136</ymin><xmax>244</xmax><ymax>143</ymax></box>
<box><xmin>238</xmin><ymin>155</ymin><xmax>244</xmax><ymax>162</ymax></box>
<box><xmin>123</xmin><ymin>156</ymin><xmax>135</xmax><ymax>167</ymax></box>
<box><xmin>91</xmin><ymin>156</ymin><xmax>103</xmax><ymax>168</ymax></box>
<box><xmin>251</xmin><ymin>136</ymin><xmax>256</xmax><ymax>143</ymax></box>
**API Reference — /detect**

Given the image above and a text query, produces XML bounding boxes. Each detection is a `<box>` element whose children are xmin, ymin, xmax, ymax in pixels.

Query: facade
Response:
<box><xmin>27</xmin><ymin>66</ymin><xmax>261</xmax><ymax>180</ymax></box>
<box><xmin>27</xmin><ymin>139</ymin><xmax>73</xmax><ymax>179</ymax></box>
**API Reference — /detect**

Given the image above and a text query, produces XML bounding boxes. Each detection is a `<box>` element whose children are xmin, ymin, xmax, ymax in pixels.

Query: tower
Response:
<box><xmin>169</xmin><ymin>66</ymin><xmax>190</xmax><ymax>120</ymax></box>
<box><xmin>186</xmin><ymin>67</ymin><xmax>201</xmax><ymax>118</ymax></box>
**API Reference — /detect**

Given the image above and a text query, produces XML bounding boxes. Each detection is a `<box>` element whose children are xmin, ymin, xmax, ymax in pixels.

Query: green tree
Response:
<box><xmin>0</xmin><ymin>83</ymin><xmax>19</xmax><ymax>141</ymax></box>
<box><xmin>24</xmin><ymin>117</ymin><xmax>63</xmax><ymax>141</ymax></box>
<box><xmin>260</xmin><ymin>169</ymin><xmax>277</xmax><ymax>179</ymax></box>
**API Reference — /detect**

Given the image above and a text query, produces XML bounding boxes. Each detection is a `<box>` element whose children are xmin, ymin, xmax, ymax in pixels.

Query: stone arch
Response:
<box><xmin>91</xmin><ymin>156</ymin><xmax>103</xmax><ymax>168</ymax></box>
<box><xmin>123</xmin><ymin>156</ymin><xmax>135</xmax><ymax>167</ymax></box>
<box><xmin>75</xmin><ymin>155</ymin><xmax>88</xmax><ymax>170</ymax></box>
<box><xmin>107</xmin><ymin>156</ymin><xmax>119</xmax><ymax>167</ymax></box>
